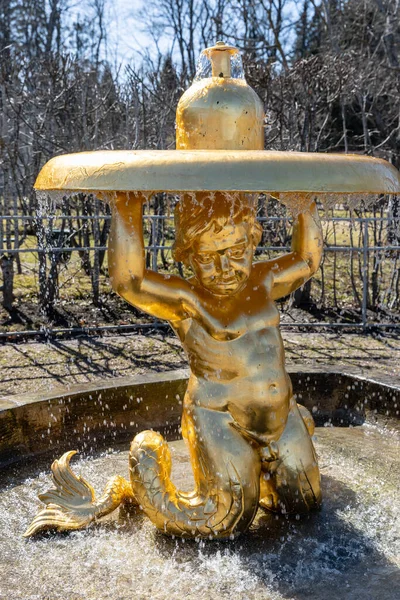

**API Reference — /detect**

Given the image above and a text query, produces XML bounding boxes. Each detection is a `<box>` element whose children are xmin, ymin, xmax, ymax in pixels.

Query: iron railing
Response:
<box><xmin>1</xmin><ymin>213</ymin><xmax>399</xmax><ymax>338</ymax></box>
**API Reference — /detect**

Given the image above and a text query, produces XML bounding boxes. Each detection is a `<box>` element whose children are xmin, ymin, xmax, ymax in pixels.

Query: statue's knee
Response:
<box><xmin>297</xmin><ymin>403</ymin><xmax>315</xmax><ymax>436</ymax></box>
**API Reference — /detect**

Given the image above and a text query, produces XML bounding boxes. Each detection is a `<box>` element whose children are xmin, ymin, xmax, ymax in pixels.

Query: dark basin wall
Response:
<box><xmin>0</xmin><ymin>367</ymin><xmax>399</xmax><ymax>468</ymax></box>
<box><xmin>0</xmin><ymin>371</ymin><xmax>188</xmax><ymax>467</ymax></box>
<box><xmin>290</xmin><ymin>370</ymin><xmax>400</xmax><ymax>426</ymax></box>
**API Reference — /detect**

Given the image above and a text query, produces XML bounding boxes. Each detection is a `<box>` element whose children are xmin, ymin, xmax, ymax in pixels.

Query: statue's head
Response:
<box><xmin>173</xmin><ymin>193</ymin><xmax>262</xmax><ymax>296</ymax></box>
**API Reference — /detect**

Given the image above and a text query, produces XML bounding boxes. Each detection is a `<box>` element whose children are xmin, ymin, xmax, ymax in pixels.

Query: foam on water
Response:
<box><xmin>1</xmin><ymin>426</ymin><xmax>399</xmax><ymax>600</ymax></box>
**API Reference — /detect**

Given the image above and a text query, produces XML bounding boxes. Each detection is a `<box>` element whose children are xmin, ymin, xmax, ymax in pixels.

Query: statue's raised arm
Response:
<box><xmin>108</xmin><ymin>192</ymin><xmax>193</xmax><ymax>323</ymax></box>
<box><xmin>266</xmin><ymin>201</ymin><xmax>323</xmax><ymax>301</ymax></box>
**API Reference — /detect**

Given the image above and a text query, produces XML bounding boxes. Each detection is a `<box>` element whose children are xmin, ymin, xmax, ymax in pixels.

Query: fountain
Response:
<box><xmin>1</xmin><ymin>42</ymin><xmax>399</xmax><ymax>598</ymax></box>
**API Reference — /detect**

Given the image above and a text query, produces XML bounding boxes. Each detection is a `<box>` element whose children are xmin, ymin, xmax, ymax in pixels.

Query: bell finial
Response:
<box><xmin>206</xmin><ymin>41</ymin><xmax>238</xmax><ymax>78</ymax></box>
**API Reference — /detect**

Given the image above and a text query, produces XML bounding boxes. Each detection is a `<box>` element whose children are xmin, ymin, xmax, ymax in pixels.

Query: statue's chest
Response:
<box><xmin>220</xmin><ymin>302</ymin><xmax>278</xmax><ymax>338</ymax></box>
<box><xmin>184</xmin><ymin>292</ymin><xmax>280</xmax><ymax>342</ymax></box>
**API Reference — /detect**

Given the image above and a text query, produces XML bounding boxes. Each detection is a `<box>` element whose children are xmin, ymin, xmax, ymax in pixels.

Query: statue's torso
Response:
<box><xmin>174</xmin><ymin>283</ymin><xmax>292</xmax><ymax>436</ymax></box>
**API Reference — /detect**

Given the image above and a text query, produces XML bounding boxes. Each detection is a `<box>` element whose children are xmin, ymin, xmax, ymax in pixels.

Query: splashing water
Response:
<box><xmin>1</xmin><ymin>424</ymin><xmax>399</xmax><ymax>600</ymax></box>
<box><xmin>194</xmin><ymin>49</ymin><xmax>245</xmax><ymax>82</ymax></box>
<box><xmin>179</xmin><ymin>190</ymin><xmax>388</xmax><ymax>218</ymax></box>
<box><xmin>194</xmin><ymin>52</ymin><xmax>213</xmax><ymax>81</ymax></box>
<box><xmin>35</xmin><ymin>190</ymin><xmax>108</xmax><ymax>212</ymax></box>
<box><xmin>101</xmin><ymin>191</ymin><xmax>117</xmax><ymax>205</ymax></box>
<box><xmin>35</xmin><ymin>188</ymin><xmax>396</xmax><ymax>237</ymax></box>
<box><xmin>174</xmin><ymin>190</ymin><xmax>389</xmax><ymax>220</ymax></box>
<box><xmin>277</xmin><ymin>192</ymin><xmax>384</xmax><ymax>217</ymax></box>
<box><xmin>35</xmin><ymin>191</ymin><xmax>65</xmax><ymax>218</ymax></box>
<box><xmin>230</xmin><ymin>52</ymin><xmax>245</xmax><ymax>79</ymax></box>
<box><xmin>35</xmin><ymin>187</ymin><xmax>390</xmax><ymax>218</ymax></box>
<box><xmin>34</xmin><ymin>188</ymin><xmax>396</xmax><ymax>237</ymax></box>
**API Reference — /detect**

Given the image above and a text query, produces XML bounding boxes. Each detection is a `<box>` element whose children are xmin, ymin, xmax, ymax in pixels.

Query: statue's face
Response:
<box><xmin>190</xmin><ymin>222</ymin><xmax>253</xmax><ymax>296</ymax></box>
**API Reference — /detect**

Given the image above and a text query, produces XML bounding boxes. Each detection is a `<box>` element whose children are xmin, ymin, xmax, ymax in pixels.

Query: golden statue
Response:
<box><xmin>25</xmin><ymin>43</ymin><xmax>399</xmax><ymax>539</ymax></box>
<box><xmin>25</xmin><ymin>188</ymin><xmax>322</xmax><ymax>539</ymax></box>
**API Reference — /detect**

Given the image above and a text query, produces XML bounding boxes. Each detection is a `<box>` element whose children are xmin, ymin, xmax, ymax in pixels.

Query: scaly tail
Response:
<box><xmin>130</xmin><ymin>431</ymin><xmax>245</xmax><ymax>539</ymax></box>
<box><xmin>24</xmin><ymin>450</ymin><xmax>135</xmax><ymax>537</ymax></box>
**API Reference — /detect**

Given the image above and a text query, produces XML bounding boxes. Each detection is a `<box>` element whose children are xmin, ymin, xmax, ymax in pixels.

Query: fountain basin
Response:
<box><xmin>11</xmin><ymin>36</ymin><xmax>400</xmax><ymax>595</ymax></box>
<box><xmin>0</xmin><ymin>368</ymin><xmax>399</xmax><ymax>600</ymax></box>
<box><xmin>1</xmin><ymin>367</ymin><xmax>399</xmax><ymax>468</ymax></box>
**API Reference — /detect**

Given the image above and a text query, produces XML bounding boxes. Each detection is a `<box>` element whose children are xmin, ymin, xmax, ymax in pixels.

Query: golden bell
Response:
<box><xmin>176</xmin><ymin>41</ymin><xmax>265</xmax><ymax>150</ymax></box>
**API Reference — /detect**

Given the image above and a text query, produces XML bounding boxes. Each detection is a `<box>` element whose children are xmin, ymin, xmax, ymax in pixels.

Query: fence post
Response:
<box><xmin>1</xmin><ymin>254</ymin><xmax>14</xmax><ymax>310</ymax></box>
<box><xmin>151</xmin><ymin>216</ymin><xmax>158</xmax><ymax>272</ymax></box>
<box><xmin>362</xmin><ymin>218</ymin><xmax>369</xmax><ymax>330</ymax></box>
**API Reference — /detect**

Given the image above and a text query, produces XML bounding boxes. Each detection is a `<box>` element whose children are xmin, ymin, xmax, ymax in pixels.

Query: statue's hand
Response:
<box><xmin>108</xmin><ymin>192</ymin><xmax>146</xmax><ymax>217</ymax></box>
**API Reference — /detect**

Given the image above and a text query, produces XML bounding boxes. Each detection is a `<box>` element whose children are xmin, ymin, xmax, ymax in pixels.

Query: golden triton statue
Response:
<box><xmin>25</xmin><ymin>43</ymin><xmax>400</xmax><ymax>539</ymax></box>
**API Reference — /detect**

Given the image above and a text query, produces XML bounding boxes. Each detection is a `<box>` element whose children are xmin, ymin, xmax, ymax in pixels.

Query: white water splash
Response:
<box><xmin>2</xmin><ymin>427</ymin><xmax>399</xmax><ymax>600</ymax></box>
<box><xmin>272</xmin><ymin>192</ymin><xmax>387</xmax><ymax>218</ymax></box>
<box><xmin>194</xmin><ymin>49</ymin><xmax>245</xmax><ymax>82</ymax></box>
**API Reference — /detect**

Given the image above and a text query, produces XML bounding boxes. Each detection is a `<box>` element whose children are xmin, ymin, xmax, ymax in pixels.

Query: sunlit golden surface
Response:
<box><xmin>25</xmin><ymin>190</ymin><xmax>323</xmax><ymax>539</ymax></box>
<box><xmin>34</xmin><ymin>149</ymin><xmax>400</xmax><ymax>194</ymax></box>
<box><xmin>176</xmin><ymin>78</ymin><xmax>264</xmax><ymax>150</ymax></box>
<box><xmin>25</xmin><ymin>41</ymin><xmax>400</xmax><ymax>540</ymax></box>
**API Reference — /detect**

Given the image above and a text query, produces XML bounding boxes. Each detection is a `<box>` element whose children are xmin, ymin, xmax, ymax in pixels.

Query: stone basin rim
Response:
<box><xmin>1</xmin><ymin>367</ymin><xmax>398</xmax><ymax>470</ymax></box>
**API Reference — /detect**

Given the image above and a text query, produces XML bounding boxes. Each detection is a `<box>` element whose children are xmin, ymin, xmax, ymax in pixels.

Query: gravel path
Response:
<box><xmin>1</xmin><ymin>330</ymin><xmax>399</xmax><ymax>399</ymax></box>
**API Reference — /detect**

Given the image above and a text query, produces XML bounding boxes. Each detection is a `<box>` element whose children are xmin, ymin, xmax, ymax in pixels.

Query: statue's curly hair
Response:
<box><xmin>173</xmin><ymin>192</ymin><xmax>262</xmax><ymax>266</ymax></box>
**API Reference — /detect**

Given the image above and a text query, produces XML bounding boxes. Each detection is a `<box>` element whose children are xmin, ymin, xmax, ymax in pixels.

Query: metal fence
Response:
<box><xmin>1</xmin><ymin>211</ymin><xmax>400</xmax><ymax>338</ymax></box>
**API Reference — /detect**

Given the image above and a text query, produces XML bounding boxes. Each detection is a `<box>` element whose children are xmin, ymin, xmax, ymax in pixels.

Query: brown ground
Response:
<box><xmin>1</xmin><ymin>329</ymin><xmax>399</xmax><ymax>399</ymax></box>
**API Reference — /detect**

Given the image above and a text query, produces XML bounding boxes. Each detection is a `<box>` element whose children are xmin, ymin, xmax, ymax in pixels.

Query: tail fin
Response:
<box><xmin>24</xmin><ymin>451</ymin><xmax>134</xmax><ymax>537</ymax></box>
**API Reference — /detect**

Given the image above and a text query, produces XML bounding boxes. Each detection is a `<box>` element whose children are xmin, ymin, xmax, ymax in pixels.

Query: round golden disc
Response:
<box><xmin>34</xmin><ymin>150</ymin><xmax>400</xmax><ymax>194</ymax></box>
